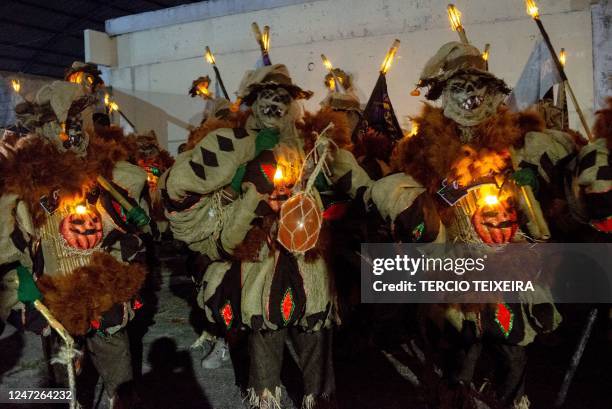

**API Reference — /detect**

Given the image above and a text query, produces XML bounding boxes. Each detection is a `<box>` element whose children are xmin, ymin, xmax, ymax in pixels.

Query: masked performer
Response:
<box><xmin>161</xmin><ymin>64</ymin><xmax>351</xmax><ymax>408</ymax></box>
<box><xmin>0</xmin><ymin>81</ymin><xmax>149</xmax><ymax>408</ymax></box>
<box><xmin>328</xmin><ymin>42</ymin><xmax>611</xmax><ymax>407</ymax></box>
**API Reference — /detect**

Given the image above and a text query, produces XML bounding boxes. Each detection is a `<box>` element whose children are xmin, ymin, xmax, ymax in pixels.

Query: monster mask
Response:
<box><xmin>442</xmin><ymin>73</ymin><xmax>507</xmax><ymax>127</ymax></box>
<box><xmin>17</xmin><ymin>81</ymin><xmax>95</xmax><ymax>156</ymax></box>
<box><xmin>252</xmin><ymin>87</ymin><xmax>299</xmax><ymax>133</ymax></box>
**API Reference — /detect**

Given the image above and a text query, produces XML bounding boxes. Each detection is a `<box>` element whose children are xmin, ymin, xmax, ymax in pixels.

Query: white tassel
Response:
<box><xmin>301</xmin><ymin>394</ymin><xmax>316</xmax><ymax>409</ymax></box>
<box><xmin>190</xmin><ymin>330</ymin><xmax>216</xmax><ymax>349</ymax></box>
<box><xmin>244</xmin><ymin>387</ymin><xmax>282</xmax><ymax>409</ymax></box>
<box><xmin>513</xmin><ymin>395</ymin><xmax>531</xmax><ymax>409</ymax></box>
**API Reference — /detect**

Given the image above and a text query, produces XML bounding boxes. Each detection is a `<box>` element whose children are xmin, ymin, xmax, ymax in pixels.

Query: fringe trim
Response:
<box><xmin>301</xmin><ymin>393</ymin><xmax>336</xmax><ymax>409</ymax></box>
<box><xmin>245</xmin><ymin>386</ymin><xmax>282</xmax><ymax>409</ymax></box>
<box><xmin>302</xmin><ymin>394</ymin><xmax>316</xmax><ymax>409</ymax></box>
<box><xmin>513</xmin><ymin>395</ymin><xmax>531</xmax><ymax>409</ymax></box>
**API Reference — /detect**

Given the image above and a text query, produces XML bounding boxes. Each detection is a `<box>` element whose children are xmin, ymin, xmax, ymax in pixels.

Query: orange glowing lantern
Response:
<box><xmin>278</xmin><ymin>193</ymin><xmax>323</xmax><ymax>253</ymax></box>
<box><xmin>469</xmin><ymin>185</ymin><xmax>519</xmax><ymax>244</ymax></box>
<box><xmin>60</xmin><ymin>205</ymin><xmax>103</xmax><ymax>250</ymax></box>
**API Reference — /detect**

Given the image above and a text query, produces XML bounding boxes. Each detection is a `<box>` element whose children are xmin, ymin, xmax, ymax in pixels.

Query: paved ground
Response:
<box><xmin>0</xmin><ymin>249</ymin><xmax>422</xmax><ymax>409</ymax></box>
<box><xmin>1</xmin><ymin>248</ymin><xmax>611</xmax><ymax>409</ymax></box>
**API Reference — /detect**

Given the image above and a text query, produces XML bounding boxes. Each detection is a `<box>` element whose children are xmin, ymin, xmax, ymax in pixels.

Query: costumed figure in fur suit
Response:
<box><xmin>161</xmin><ymin>64</ymin><xmax>351</xmax><ymax>408</ymax></box>
<box><xmin>0</xmin><ymin>81</ymin><xmax>150</xmax><ymax>409</ymax></box>
<box><xmin>122</xmin><ymin>131</ymin><xmax>175</xmax><ymax>241</ymax></box>
<box><xmin>185</xmin><ymin>75</ymin><xmax>251</xmax><ymax>370</ymax></box>
<box><xmin>327</xmin><ymin>42</ymin><xmax>611</xmax><ymax>408</ymax></box>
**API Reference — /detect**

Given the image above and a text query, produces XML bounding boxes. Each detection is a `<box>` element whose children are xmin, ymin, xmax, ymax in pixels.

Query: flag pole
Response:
<box><xmin>525</xmin><ymin>0</ymin><xmax>592</xmax><ymax>141</ymax></box>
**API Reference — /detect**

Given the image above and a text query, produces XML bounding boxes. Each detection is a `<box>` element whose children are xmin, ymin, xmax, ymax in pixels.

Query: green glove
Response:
<box><xmin>126</xmin><ymin>206</ymin><xmax>151</xmax><ymax>227</ymax></box>
<box><xmin>17</xmin><ymin>265</ymin><xmax>41</xmax><ymax>304</ymax></box>
<box><xmin>512</xmin><ymin>168</ymin><xmax>539</xmax><ymax>193</ymax></box>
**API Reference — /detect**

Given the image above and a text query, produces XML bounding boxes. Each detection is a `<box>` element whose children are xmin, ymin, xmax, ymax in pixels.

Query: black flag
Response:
<box><xmin>351</xmin><ymin>73</ymin><xmax>403</xmax><ymax>179</ymax></box>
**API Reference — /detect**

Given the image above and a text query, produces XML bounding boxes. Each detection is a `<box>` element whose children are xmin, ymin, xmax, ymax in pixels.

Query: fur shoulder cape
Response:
<box><xmin>0</xmin><ymin>133</ymin><xmax>129</xmax><ymax>228</ymax></box>
<box><xmin>391</xmin><ymin>103</ymin><xmax>545</xmax><ymax>191</ymax></box>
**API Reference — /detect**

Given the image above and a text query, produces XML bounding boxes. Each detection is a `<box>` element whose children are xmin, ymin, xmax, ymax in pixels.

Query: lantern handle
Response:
<box><xmin>294</xmin><ymin>122</ymin><xmax>336</xmax><ymax>195</ymax></box>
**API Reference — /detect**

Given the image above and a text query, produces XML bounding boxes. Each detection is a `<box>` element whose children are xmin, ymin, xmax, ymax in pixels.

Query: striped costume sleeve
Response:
<box><xmin>514</xmin><ymin>129</ymin><xmax>576</xmax><ymax>185</ymax></box>
<box><xmin>330</xmin><ymin>149</ymin><xmax>443</xmax><ymax>243</ymax></box>
<box><xmin>576</xmin><ymin>138</ymin><xmax>612</xmax><ymax>231</ymax></box>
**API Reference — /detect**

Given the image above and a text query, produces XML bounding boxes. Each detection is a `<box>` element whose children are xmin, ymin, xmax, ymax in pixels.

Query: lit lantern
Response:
<box><xmin>278</xmin><ymin>193</ymin><xmax>323</xmax><ymax>253</ymax></box>
<box><xmin>471</xmin><ymin>186</ymin><xmax>518</xmax><ymax>244</ymax></box>
<box><xmin>60</xmin><ymin>204</ymin><xmax>103</xmax><ymax>250</ymax></box>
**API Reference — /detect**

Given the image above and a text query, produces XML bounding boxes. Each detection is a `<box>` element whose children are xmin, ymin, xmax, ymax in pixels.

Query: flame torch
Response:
<box><xmin>447</xmin><ymin>4</ymin><xmax>469</xmax><ymax>44</ymax></box>
<box><xmin>380</xmin><ymin>39</ymin><xmax>401</xmax><ymax>75</ymax></box>
<box><xmin>205</xmin><ymin>46</ymin><xmax>230</xmax><ymax>100</ymax></box>
<box><xmin>252</xmin><ymin>22</ymin><xmax>272</xmax><ymax>66</ymax></box>
<box><xmin>320</xmin><ymin>54</ymin><xmax>346</xmax><ymax>93</ymax></box>
<box><xmin>104</xmin><ymin>93</ymin><xmax>137</xmax><ymax>131</ymax></box>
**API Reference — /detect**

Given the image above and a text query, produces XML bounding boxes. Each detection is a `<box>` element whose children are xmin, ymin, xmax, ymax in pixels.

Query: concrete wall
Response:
<box><xmin>592</xmin><ymin>0</ymin><xmax>612</xmax><ymax>109</ymax></box>
<box><xmin>93</xmin><ymin>0</ymin><xmax>602</xmax><ymax>154</ymax></box>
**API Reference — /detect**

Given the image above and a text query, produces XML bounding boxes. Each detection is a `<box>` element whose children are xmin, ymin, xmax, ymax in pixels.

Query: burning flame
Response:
<box><xmin>327</xmin><ymin>77</ymin><xmax>336</xmax><ymax>91</ymax></box>
<box><xmin>482</xmin><ymin>44</ymin><xmax>490</xmax><ymax>61</ymax></box>
<box><xmin>230</xmin><ymin>98</ymin><xmax>242</xmax><ymax>113</ymax></box>
<box><xmin>408</xmin><ymin>121</ymin><xmax>419</xmax><ymax>137</ymax></box>
<box><xmin>75</xmin><ymin>204</ymin><xmax>88</xmax><ymax>215</ymax></box>
<box><xmin>380</xmin><ymin>39</ymin><xmax>400</xmax><ymax>75</ymax></box>
<box><xmin>67</xmin><ymin>71</ymin><xmax>85</xmax><ymax>85</ymax></box>
<box><xmin>205</xmin><ymin>46</ymin><xmax>216</xmax><ymax>65</ymax></box>
<box><xmin>104</xmin><ymin>93</ymin><xmax>110</xmax><ymax>106</ymax></box>
<box><xmin>484</xmin><ymin>194</ymin><xmax>499</xmax><ymax>206</ymax></box>
<box><xmin>274</xmin><ymin>167</ymin><xmax>284</xmax><ymax>186</ymax></box>
<box><xmin>262</xmin><ymin>26</ymin><xmax>270</xmax><ymax>52</ymax></box>
<box><xmin>321</xmin><ymin>54</ymin><xmax>333</xmax><ymax>71</ymax></box>
<box><xmin>525</xmin><ymin>0</ymin><xmax>539</xmax><ymax>18</ymax></box>
<box><xmin>559</xmin><ymin>48</ymin><xmax>566</xmax><ymax>66</ymax></box>
<box><xmin>447</xmin><ymin>4</ymin><xmax>463</xmax><ymax>32</ymax></box>
<box><xmin>59</xmin><ymin>123</ymin><xmax>69</xmax><ymax>142</ymax></box>
<box><xmin>451</xmin><ymin>147</ymin><xmax>509</xmax><ymax>188</ymax></box>
<box><xmin>196</xmin><ymin>82</ymin><xmax>210</xmax><ymax>97</ymax></box>
<box><xmin>11</xmin><ymin>79</ymin><xmax>21</xmax><ymax>93</ymax></box>
<box><xmin>108</xmin><ymin>101</ymin><xmax>119</xmax><ymax>113</ymax></box>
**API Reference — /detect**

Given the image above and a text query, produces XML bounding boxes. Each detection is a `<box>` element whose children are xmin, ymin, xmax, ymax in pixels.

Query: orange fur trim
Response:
<box><xmin>593</xmin><ymin>97</ymin><xmax>612</xmax><ymax>149</ymax></box>
<box><xmin>391</xmin><ymin>103</ymin><xmax>545</xmax><ymax>191</ymax></box>
<box><xmin>94</xmin><ymin>125</ymin><xmax>125</xmax><ymax>143</ymax></box>
<box><xmin>299</xmin><ymin>107</ymin><xmax>352</xmax><ymax>153</ymax></box>
<box><xmin>185</xmin><ymin>110</ymin><xmax>250</xmax><ymax>151</ymax></box>
<box><xmin>36</xmin><ymin>252</ymin><xmax>146</xmax><ymax>335</ymax></box>
<box><xmin>1</xmin><ymin>134</ymin><xmax>128</xmax><ymax>228</ymax></box>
